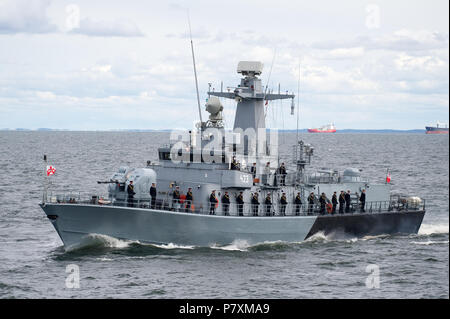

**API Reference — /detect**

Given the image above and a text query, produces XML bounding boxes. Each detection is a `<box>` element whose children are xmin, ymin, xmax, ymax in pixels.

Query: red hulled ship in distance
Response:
<box><xmin>307</xmin><ymin>123</ymin><xmax>336</xmax><ymax>133</ymax></box>
<box><xmin>425</xmin><ymin>122</ymin><xmax>449</xmax><ymax>134</ymax></box>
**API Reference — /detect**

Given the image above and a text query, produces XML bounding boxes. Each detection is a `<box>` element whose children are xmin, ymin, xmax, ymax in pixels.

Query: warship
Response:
<box><xmin>40</xmin><ymin>60</ymin><xmax>426</xmax><ymax>249</ymax></box>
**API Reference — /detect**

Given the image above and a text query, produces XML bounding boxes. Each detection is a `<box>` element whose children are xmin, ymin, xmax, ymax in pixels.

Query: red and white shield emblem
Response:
<box><xmin>47</xmin><ymin>165</ymin><xmax>56</xmax><ymax>176</ymax></box>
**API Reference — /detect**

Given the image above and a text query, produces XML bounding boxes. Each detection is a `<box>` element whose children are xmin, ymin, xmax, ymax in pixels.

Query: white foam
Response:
<box><xmin>210</xmin><ymin>239</ymin><xmax>251</xmax><ymax>251</ymax></box>
<box><xmin>361</xmin><ymin>234</ymin><xmax>390</xmax><ymax>241</ymax></box>
<box><xmin>418</xmin><ymin>223</ymin><xmax>449</xmax><ymax>236</ymax></box>
<box><xmin>150</xmin><ymin>243</ymin><xmax>195</xmax><ymax>250</ymax></box>
<box><xmin>66</xmin><ymin>233</ymin><xmax>137</xmax><ymax>251</ymax></box>
<box><xmin>411</xmin><ymin>240</ymin><xmax>449</xmax><ymax>246</ymax></box>
<box><xmin>304</xmin><ymin>231</ymin><xmax>330</xmax><ymax>242</ymax></box>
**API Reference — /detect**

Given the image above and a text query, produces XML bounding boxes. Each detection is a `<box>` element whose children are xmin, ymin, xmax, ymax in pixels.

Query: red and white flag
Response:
<box><xmin>47</xmin><ymin>165</ymin><xmax>56</xmax><ymax>176</ymax></box>
<box><xmin>386</xmin><ymin>171</ymin><xmax>391</xmax><ymax>183</ymax></box>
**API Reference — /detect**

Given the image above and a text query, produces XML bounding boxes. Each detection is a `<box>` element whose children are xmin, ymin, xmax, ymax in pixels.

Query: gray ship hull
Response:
<box><xmin>40</xmin><ymin>203</ymin><xmax>425</xmax><ymax>249</ymax></box>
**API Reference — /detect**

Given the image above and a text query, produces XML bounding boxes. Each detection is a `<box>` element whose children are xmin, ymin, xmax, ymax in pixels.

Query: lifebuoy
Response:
<box><xmin>180</xmin><ymin>194</ymin><xmax>186</xmax><ymax>204</ymax></box>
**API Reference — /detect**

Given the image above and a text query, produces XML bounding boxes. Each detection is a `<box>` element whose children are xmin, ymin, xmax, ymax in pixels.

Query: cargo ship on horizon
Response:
<box><xmin>307</xmin><ymin>123</ymin><xmax>336</xmax><ymax>133</ymax></box>
<box><xmin>426</xmin><ymin>122</ymin><xmax>449</xmax><ymax>134</ymax></box>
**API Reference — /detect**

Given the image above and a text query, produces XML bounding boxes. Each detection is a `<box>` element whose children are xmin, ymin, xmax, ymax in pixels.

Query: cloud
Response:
<box><xmin>69</xmin><ymin>17</ymin><xmax>144</xmax><ymax>37</ymax></box>
<box><xmin>315</xmin><ymin>47</ymin><xmax>366</xmax><ymax>60</ymax></box>
<box><xmin>0</xmin><ymin>0</ymin><xmax>57</xmax><ymax>34</ymax></box>
<box><xmin>166</xmin><ymin>27</ymin><xmax>211</xmax><ymax>40</ymax></box>
<box><xmin>312</xmin><ymin>30</ymin><xmax>449</xmax><ymax>52</ymax></box>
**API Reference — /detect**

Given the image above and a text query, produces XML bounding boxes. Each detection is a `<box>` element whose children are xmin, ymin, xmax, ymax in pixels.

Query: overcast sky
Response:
<box><xmin>0</xmin><ymin>0</ymin><xmax>448</xmax><ymax>130</ymax></box>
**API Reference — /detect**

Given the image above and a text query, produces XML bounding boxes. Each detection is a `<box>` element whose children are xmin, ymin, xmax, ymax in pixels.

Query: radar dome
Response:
<box><xmin>205</xmin><ymin>96</ymin><xmax>223</xmax><ymax>116</ymax></box>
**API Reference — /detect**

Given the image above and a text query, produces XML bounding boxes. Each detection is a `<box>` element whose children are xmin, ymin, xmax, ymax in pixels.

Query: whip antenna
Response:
<box><xmin>263</xmin><ymin>48</ymin><xmax>277</xmax><ymax>116</ymax></box>
<box><xmin>296</xmin><ymin>58</ymin><xmax>301</xmax><ymax>143</ymax></box>
<box><xmin>187</xmin><ymin>11</ymin><xmax>203</xmax><ymax>125</ymax></box>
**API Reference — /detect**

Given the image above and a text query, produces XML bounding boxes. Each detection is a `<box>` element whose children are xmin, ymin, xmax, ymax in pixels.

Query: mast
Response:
<box><xmin>208</xmin><ymin>61</ymin><xmax>295</xmax><ymax>156</ymax></box>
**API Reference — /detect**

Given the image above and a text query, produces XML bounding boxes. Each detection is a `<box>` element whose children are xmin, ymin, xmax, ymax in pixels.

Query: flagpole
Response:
<box><xmin>43</xmin><ymin>154</ymin><xmax>48</xmax><ymax>204</ymax></box>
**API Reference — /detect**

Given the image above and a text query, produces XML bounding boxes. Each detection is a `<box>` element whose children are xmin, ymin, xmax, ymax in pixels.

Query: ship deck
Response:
<box><xmin>43</xmin><ymin>193</ymin><xmax>425</xmax><ymax>218</ymax></box>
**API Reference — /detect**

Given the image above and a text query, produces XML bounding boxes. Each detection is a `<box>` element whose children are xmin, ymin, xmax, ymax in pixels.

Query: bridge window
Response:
<box><xmin>159</xmin><ymin>151</ymin><xmax>171</xmax><ymax>161</ymax></box>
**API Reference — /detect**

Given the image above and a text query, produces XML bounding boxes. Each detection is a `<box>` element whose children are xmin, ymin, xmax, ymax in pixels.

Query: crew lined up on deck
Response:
<box><xmin>124</xmin><ymin>179</ymin><xmax>369</xmax><ymax>216</ymax></box>
<box><xmin>124</xmin><ymin>180</ymin><xmax>367</xmax><ymax>215</ymax></box>
<box><xmin>121</xmin><ymin>178</ymin><xmax>366</xmax><ymax>216</ymax></box>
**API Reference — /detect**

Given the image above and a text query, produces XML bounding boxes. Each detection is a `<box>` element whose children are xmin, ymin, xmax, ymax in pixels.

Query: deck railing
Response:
<box><xmin>44</xmin><ymin>192</ymin><xmax>425</xmax><ymax>217</ymax></box>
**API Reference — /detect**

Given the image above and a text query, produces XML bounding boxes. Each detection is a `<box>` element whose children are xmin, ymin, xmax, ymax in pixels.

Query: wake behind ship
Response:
<box><xmin>39</xmin><ymin>60</ymin><xmax>426</xmax><ymax>249</ymax></box>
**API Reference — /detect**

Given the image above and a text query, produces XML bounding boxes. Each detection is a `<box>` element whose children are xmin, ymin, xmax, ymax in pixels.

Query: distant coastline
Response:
<box><xmin>0</xmin><ymin>128</ymin><xmax>428</xmax><ymax>133</ymax></box>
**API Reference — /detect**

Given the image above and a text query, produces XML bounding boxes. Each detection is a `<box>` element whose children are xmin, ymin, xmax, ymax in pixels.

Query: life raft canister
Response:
<box><xmin>326</xmin><ymin>203</ymin><xmax>333</xmax><ymax>214</ymax></box>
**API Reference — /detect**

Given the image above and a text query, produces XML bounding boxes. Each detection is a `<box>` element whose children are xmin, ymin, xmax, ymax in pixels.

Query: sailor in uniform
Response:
<box><xmin>345</xmin><ymin>190</ymin><xmax>351</xmax><ymax>213</ymax></box>
<box><xmin>172</xmin><ymin>186</ymin><xmax>181</xmax><ymax>211</ymax></box>
<box><xmin>251</xmin><ymin>193</ymin><xmax>260</xmax><ymax>216</ymax></box>
<box><xmin>236</xmin><ymin>192</ymin><xmax>244</xmax><ymax>216</ymax></box>
<box><xmin>209</xmin><ymin>190</ymin><xmax>218</xmax><ymax>215</ymax></box>
<box><xmin>339</xmin><ymin>191</ymin><xmax>346</xmax><ymax>214</ymax></box>
<box><xmin>127</xmin><ymin>181</ymin><xmax>136</xmax><ymax>207</ymax></box>
<box><xmin>319</xmin><ymin>193</ymin><xmax>327</xmax><ymax>215</ymax></box>
<box><xmin>149</xmin><ymin>183</ymin><xmax>157</xmax><ymax>209</ymax></box>
<box><xmin>264</xmin><ymin>193</ymin><xmax>272</xmax><ymax>216</ymax></box>
<box><xmin>280</xmin><ymin>192</ymin><xmax>288</xmax><ymax>216</ymax></box>
<box><xmin>279</xmin><ymin>163</ymin><xmax>287</xmax><ymax>186</ymax></box>
<box><xmin>231</xmin><ymin>156</ymin><xmax>239</xmax><ymax>170</ymax></box>
<box><xmin>307</xmin><ymin>192</ymin><xmax>315</xmax><ymax>215</ymax></box>
<box><xmin>294</xmin><ymin>192</ymin><xmax>302</xmax><ymax>215</ymax></box>
<box><xmin>185</xmin><ymin>187</ymin><xmax>193</xmax><ymax>212</ymax></box>
<box><xmin>264</xmin><ymin>162</ymin><xmax>271</xmax><ymax>185</ymax></box>
<box><xmin>222</xmin><ymin>191</ymin><xmax>230</xmax><ymax>215</ymax></box>
<box><xmin>360</xmin><ymin>189</ymin><xmax>366</xmax><ymax>212</ymax></box>
<box><xmin>331</xmin><ymin>192</ymin><xmax>338</xmax><ymax>214</ymax></box>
